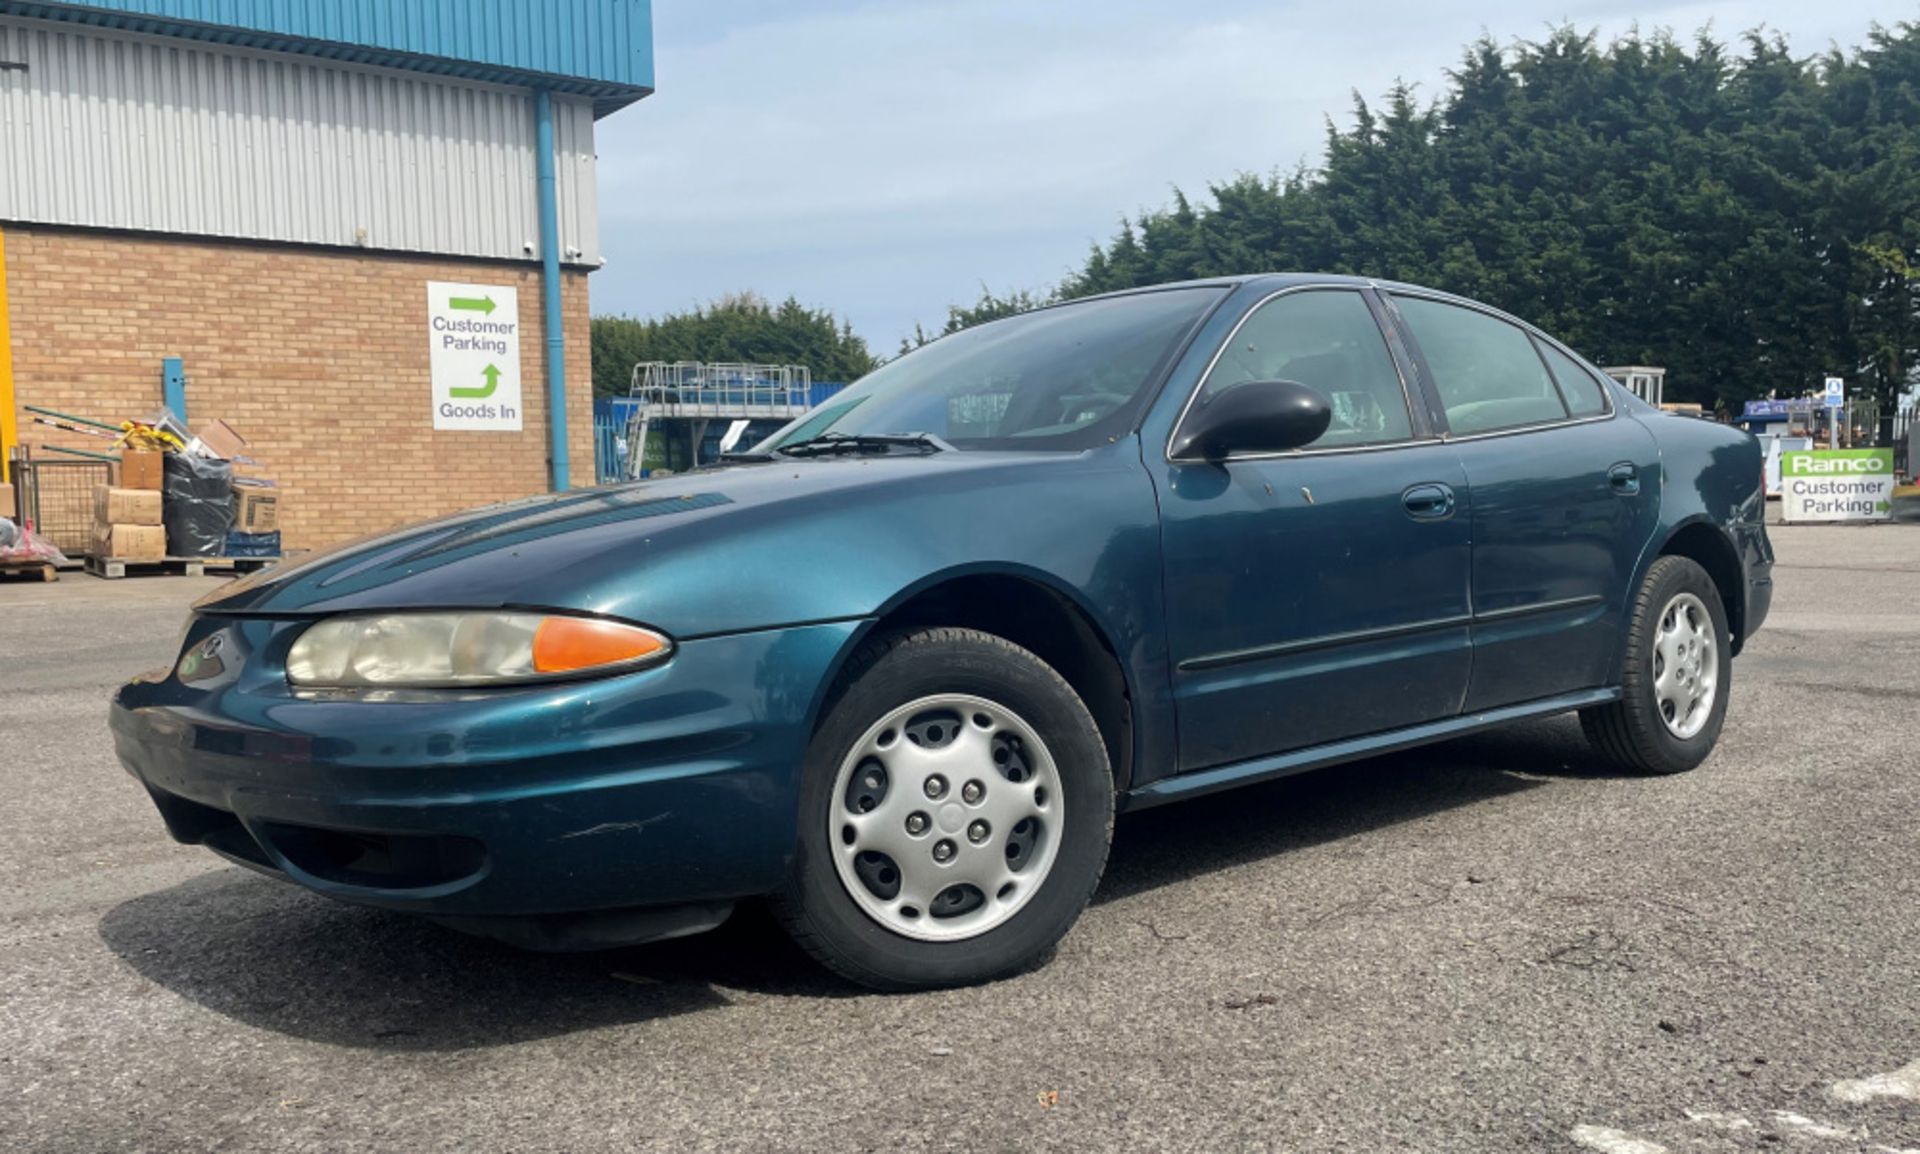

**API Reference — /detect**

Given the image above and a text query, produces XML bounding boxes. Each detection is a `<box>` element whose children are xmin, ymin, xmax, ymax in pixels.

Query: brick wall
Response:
<box><xmin>3</xmin><ymin>226</ymin><xmax>595</xmax><ymax>551</ymax></box>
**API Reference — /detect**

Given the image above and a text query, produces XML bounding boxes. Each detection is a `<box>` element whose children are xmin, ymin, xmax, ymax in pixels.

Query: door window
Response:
<box><xmin>1198</xmin><ymin>290</ymin><xmax>1413</xmax><ymax>449</ymax></box>
<box><xmin>1393</xmin><ymin>296</ymin><xmax>1570</xmax><ymax>435</ymax></box>
<box><xmin>1534</xmin><ymin>339</ymin><xmax>1610</xmax><ymax>417</ymax></box>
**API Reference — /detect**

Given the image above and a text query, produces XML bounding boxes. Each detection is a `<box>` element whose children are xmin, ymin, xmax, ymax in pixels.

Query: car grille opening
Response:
<box><xmin>254</xmin><ymin>821</ymin><xmax>486</xmax><ymax>890</ymax></box>
<box><xmin>146</xmin><ymin>787</ymin><xmax>276</xmax><ymax>871</ymax></box>
<box><xmin>143</xmin><ymin>786</ymin><xmax>485</xmax><ymax>891</ymax></box>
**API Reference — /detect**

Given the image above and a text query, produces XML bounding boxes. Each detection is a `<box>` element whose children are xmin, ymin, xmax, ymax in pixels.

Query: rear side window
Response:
<box><xmin>1393</xmin><ymin>296</ymin><xmax>1569</xmax><ymax>435</ymax></box>
<box><xmin>1200</xmin><ymin>289</ymin><xmax>1413</xmax><ymax>449</ymax></box>
<box><xmin>1535</xmin><ymin>339</ymin><xmax>1609</xmax><ymax>417</ymax></box>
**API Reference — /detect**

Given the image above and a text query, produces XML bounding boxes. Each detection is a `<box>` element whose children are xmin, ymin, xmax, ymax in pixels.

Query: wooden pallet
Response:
<box><xmin>0</xmin><ymin>559</ymin><xmax>58</xmax><ymax>582</ymax></box>
<box><xmin>86</xmin><ymin>554</ymin><xmax>280</xmax><ymax>579</ymax></box>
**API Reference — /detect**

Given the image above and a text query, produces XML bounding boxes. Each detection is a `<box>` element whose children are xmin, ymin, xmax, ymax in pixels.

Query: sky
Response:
<box><xmin>591</xmin><ymin>1</ymin><xmax>1899</xmax><ymax>356</ymax></box>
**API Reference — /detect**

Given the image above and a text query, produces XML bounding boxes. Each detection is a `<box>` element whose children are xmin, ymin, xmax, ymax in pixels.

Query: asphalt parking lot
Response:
<box><xmin>3</xmin><ymin>525</ymin><xmax>1917</xmax><ymax>1153</ymax></box>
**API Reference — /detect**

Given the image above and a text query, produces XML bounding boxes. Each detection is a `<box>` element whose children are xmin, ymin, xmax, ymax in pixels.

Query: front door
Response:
<box><xmin>1149</xmin><ymin>287</ymin><xmax>1474</xmax><ymax>772</ymax></box>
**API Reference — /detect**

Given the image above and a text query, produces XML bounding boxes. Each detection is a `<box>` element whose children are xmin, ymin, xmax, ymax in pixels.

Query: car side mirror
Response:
<box><xmin>1169</xmin><ymin>380</ymin><xmax>1332</xmax><ymax>462</ymax></box>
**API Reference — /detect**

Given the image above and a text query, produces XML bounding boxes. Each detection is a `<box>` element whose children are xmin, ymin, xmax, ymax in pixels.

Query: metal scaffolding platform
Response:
<box><xmin>629</xmin><ymin>361</ymin><xmax>814</xmax><ymax>418</ymax></box>
<box><xmin>622</xmin><ymin>361</ymin><xmax>816</xmax><ymax>478</ymax></box>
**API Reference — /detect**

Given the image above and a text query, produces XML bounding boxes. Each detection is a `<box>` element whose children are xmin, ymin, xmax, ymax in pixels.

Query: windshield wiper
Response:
<box><xmin>775</xmin><ymin>431</ymin><xmax>949</xmax><ymax>457</ymax></box>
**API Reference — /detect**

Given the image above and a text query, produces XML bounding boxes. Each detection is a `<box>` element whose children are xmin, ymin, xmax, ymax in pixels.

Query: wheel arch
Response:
<box><xmin>1653</xmin><ymin>517</ymin><xmax>1747</xmax><ymax>655</ymax></box>
<box><xmin>817</xmin><ymin>564</ymin><xmax>1140</xmax><ymax>792</ymax></box>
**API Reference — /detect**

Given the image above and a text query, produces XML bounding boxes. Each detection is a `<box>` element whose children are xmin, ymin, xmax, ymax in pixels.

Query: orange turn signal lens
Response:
<box><xmin>531</xmin><ymin>617</ymin><xmax>670</xmax><ymax>675</ymax></box>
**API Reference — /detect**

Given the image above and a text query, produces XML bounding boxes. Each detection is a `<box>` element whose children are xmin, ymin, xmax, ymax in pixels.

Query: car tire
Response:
<box><xmin>771</xmin><ymin>627</ymin><xmax>1114</xmax><ymax>990</ymax></box>
<box><xmin>1580</xmin><ymin>555</ymin><xmax>1733</xmax><ymax>775</ymax></box>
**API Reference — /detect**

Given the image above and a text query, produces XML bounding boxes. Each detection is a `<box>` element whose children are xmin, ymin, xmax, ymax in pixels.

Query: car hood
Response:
<box><xmin>195</xmin><ymin>448</ymin><xmax>1139</xmax><ymax>637</ymax></box>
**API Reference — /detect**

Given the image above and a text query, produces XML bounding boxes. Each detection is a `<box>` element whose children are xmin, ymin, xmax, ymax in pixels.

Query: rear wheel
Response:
<box><xmin>1580</xmin><ymin>555</ymin><xmax>1732</xmax><ymax>774</ymax></box>
<box><xmin>772</xmin><ymin>627</ymin><xmax>1113</xmax><ymax>990</ymax></box>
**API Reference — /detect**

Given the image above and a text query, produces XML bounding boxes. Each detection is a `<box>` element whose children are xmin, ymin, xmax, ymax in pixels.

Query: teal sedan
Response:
<box><xmin>112</xmin><ymin>275</ymin><xmax>1772</xmax><ymax>989</ymax></box>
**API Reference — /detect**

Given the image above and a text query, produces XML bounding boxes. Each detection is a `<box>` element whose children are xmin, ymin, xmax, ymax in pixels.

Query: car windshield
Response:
<box><xmin>759</xmin><ymin>287</ymin><xmax>1226</xmax><ymax>452</ymax></box>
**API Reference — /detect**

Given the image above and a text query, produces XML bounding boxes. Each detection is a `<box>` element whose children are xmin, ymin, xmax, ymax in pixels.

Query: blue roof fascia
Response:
<box><xmin>0</xmin><ymin>0</ymin><xmax>654</xmax><ymax>116</ymax></box>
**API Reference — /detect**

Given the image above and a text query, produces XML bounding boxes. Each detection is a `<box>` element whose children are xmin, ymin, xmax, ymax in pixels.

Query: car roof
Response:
<box><xmin>1072</xmin><ymin>272</ymin><xmax>1365</xmax><ymax>298</ymax></box>
<box><xmin>1072</xmin><ymin>272</ymin><xmax>1455</xmax><ymax>303</ymax></box>
<box><xmin>1087</xmin><ymin>273</ymin><xmax>1603</xmax><ymax>362</ymax></box>
<box><xmin>1007</xmin><ymin>273</ymin><xmax>1564</xmax><ymax>353</ymax></box>
<box><xmin>1180</xmin><ymin>273</ymin><xmax>1551</xmax><ymax>333</ymax></box>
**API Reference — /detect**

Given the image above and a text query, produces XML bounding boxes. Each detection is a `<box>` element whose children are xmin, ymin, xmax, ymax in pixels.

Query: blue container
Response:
<box><xmin>224</xmin><ymin>530</ymin><xmax>282</xmax><ymax>558</ymax></box>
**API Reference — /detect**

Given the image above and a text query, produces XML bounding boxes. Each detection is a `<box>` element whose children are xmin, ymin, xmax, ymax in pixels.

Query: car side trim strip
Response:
<box><xmin>1121</xmin><ymin>686</ymin><xmax>1622</xmax><ymax>810</ymax></box>
<box><xmin>1177</xmin><ymin>614</ymin><xmax>1474</xmax><ymax>672</ymax></box>
<box><xmin>1470</xmin><ymin>594</ymin><xmax>1605</xmax><ymax>622</ymax></box>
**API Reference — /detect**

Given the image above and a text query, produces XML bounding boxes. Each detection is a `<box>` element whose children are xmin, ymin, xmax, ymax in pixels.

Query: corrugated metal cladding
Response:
<box><xmin>7</xmin><ymin>0</ymin><xmax>654</xmax><ymax>102</ymax></box>
<box><xmin>0</xmin><ymin>15</ymin><xmax>601</xmax><ymax>265</ymax></box>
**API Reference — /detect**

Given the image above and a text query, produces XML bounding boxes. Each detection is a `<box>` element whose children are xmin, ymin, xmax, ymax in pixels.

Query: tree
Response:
<box><xmin>931</xmin><ymin>21</ymin><xmax>1920</xmax><ymax>422</ymax></box>
<box><xmin>899</xmin><ymin>285</ymin><xmax>1059</xmax><ymax>353</ymax></box>
<box><xmin>591</xmin><ymin>292</ymin><xmax>878</xmax><ymax>397</ymax></box>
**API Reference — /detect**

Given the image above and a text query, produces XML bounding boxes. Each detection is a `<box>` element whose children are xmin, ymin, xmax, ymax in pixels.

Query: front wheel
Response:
<box><xmin>1580</xmin><ymin>555</ymin><xmax>1733</xmax><ymax>774</ymax></box>
<box><xmin>771</xmin><ymin>627</ymin><xmax>1114</xmax><ymax>990</ymax></box>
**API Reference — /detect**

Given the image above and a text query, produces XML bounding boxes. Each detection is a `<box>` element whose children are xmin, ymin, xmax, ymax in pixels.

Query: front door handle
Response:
<box><xmin>1402</xmin><ymin>482</ymin><xmax>1456</xmax><ymax>521</ymax></box>
<box><xmin>1609</xmin><ymin>462</ymin><xmax>1641</xmax><ymax>496</ymax></box>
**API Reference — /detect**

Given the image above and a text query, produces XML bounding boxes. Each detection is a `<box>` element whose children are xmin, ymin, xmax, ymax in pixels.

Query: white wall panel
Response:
<box><xmin>0</xmin><ymin>15</ymin><xmax>599</xmax><ymax>264</ymax></box>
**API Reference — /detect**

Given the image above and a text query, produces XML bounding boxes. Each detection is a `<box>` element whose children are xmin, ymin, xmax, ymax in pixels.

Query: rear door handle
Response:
<box><xmin>1609</xmin><ymin>462</ymin><xmax>1640</xmax><ymax>496</ymax></box>
<box><xmin>1402</xmin><ymin>482</ymin><xmax>1456</xmax><ymax>520</ymax></box>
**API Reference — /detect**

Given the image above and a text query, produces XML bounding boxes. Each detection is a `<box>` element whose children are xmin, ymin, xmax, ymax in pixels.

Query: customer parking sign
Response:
<box><xmin>1781</xmin><ymin>448</ymin><xmax>1894</xmax><ymax>522</ymax></box>
<box><xmin>427</xmin><ymin>281</ymin><xmax>522</xmax><ymax>431</ymax></box>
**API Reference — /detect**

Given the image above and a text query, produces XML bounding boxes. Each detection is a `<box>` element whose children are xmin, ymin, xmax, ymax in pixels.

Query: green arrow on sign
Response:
<box><xmin>448</xmin><ymin>295</ymin><xmax>496</xmax><ymax>316</ymax></box>
<box><xmin>450</xmin><ymin>364</ymin><xmax>502</xmax><ymax>399</ymax></box>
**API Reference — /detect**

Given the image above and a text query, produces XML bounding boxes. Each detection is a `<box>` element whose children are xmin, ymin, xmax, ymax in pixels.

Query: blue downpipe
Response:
<box><xmin>535</xmin><ymin>90</ymin><xmax>569</xmax><ymax>491</ymax></box>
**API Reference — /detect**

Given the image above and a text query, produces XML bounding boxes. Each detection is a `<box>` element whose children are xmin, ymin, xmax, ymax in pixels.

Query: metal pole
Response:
<box><xmin>25</xmin><ymin>404</ymin><xmax>121</xmax><ymax>431</ymax></box>
<box><xmin>535</xmin><ymin>90</ymin><xmax>569</xmax><ymax>492</ymax></box>
<box><xmin>40</xmin><ymin>444</ymin><xmax>119</xmax><ymax>461</ymax></box>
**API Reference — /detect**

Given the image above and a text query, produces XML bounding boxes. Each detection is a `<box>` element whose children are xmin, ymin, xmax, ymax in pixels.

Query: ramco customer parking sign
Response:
<box><xmin>427</xmin><ymin>281</ymin><xmax>523</xmax><ymax>431</ymax></box>
<box><xmin>1781</xmin><ymin>448</ymin><xmax>1894</xmax><ymax>523</ymax></box>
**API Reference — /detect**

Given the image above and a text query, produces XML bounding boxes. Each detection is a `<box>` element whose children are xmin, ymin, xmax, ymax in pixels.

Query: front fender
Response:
<box><xmin>596</xmin><ymin>444</ymin><xmax>1166</xmax><ymax>642</ymax></box>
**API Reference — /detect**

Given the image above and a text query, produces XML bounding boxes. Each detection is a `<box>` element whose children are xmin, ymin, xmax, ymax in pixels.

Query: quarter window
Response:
<box><xmin>1393</xmin><ymin>296</ymin><xmax>1569</xmax><ymax>435</ymax></box>
<box><xmin>1197</xmin><ymin>290</ymin><xmax>1412</xmax><ymax>450</ymax></box>
<box><xmin>1535</xmin><ymin>339</ymin><xmax>1610</xmax><ymax>417</ymax></box>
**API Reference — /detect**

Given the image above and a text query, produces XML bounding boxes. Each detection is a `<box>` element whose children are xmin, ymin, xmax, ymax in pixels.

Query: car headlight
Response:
<box><xmin>285</xmin><ymin>612</ymin><xmax>672</xmax><ymax>688</ymax></box>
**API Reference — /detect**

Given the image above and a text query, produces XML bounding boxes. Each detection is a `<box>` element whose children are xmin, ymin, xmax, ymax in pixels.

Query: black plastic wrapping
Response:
<box><xmin>162</xmin><ymin>454</ymin><xmax>234</xmax><ymax>558</ymax></box>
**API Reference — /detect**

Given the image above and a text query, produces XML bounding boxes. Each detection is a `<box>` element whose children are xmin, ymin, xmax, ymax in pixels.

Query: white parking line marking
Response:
<box><xmin>1684</xmin><ymin>1109</ymin><xmax>1755</xmax><ymax>1131</ymax></box>
<box><xmin>1771</xmin><ymin>1111</ymin><xmax>1864</xmax><ymax>1141</ymax></box>
<box><xmin>1834</xmin><ymin>1058</ymin><xmax>1920</xmax><ymax>1104</ymax></box>
<box><xmin>1689</xmin><ymin>1102</ymin><xmax>1920</xmax><ymax>1152</ymax></box>
<box><xmin>1570</xmin><ymin>1125</ymin><xmax>1668</xmax><ymax>1154</ymax></box>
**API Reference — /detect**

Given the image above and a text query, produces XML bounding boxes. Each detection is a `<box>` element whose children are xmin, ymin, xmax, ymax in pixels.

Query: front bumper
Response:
<box><xmin>112</xmin><ymin>614</ymin><xmax>859</xmax><ymax>923</ymax></box>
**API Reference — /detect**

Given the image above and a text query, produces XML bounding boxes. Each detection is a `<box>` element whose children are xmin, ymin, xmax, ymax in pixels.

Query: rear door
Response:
<box><xmin>1148</xmin><ymin>286</ymin><xmax>1474</xmax><ymax>771</ymax></box>
<box><xmin>1384</xmin><ymin>292</ymin><xmax>1660</xmax><ymax>710</ymax></box>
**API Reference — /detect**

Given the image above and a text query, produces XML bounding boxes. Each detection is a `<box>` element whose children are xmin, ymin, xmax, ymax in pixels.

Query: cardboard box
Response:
<box><xmin>95</xmin><ymin>523</ymin><xmax>166</xmax><ymax>560</ymax></box>
<box><xmin>94</xmin><ymin>485</ymin><xmax>164</xmax><ymax>527</ymax></box>
<box><xmin>120</xmin><ymin>450</ymin><xmax>164</xmax><ymax>490</ymax></box>
<box><xmin>191</xmin><ymin>418</ymin><xmax>248</xmax><ymax>461</ymax></box>
<box><xmin>0</xmin><ymin>481</ymin><xmax>14</xmax><ymax>520</ymax></box>
<box><xmin>233</xmin><ymin>484</ymin><xmax>280</xmax><ymax>534</ymax></box>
